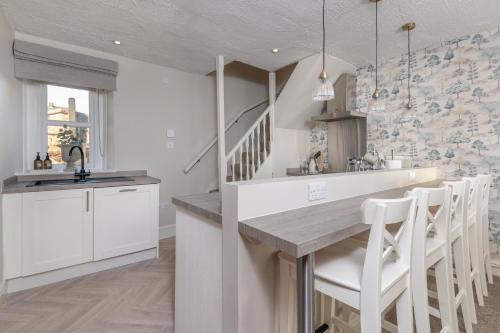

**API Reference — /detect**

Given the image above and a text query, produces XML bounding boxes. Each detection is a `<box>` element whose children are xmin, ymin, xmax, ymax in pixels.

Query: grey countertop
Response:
<box><xmin>172</xmin><ymin>192</ymin><xmax>222</xmax><ymax>224</ymax></box>
<box><xmin>2</xmin><ymin>170</ymin><xmax>161</xmax><ymax>194</ymax></box>
<box><xmin>239</xmin><ymin>179</ymin><xmax>442</xmax><ymax>258</ymax></box>
<box><xmin>173</xmin><ymin>179</ymin><xmax>442</xmax><ymax>258</ymax></box>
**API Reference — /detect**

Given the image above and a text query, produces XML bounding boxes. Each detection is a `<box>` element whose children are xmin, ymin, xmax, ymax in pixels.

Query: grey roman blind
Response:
<box><xmin>13</xmin><ymin>39</ymin><xmax>118</xmax><ymax>91</ymax></box>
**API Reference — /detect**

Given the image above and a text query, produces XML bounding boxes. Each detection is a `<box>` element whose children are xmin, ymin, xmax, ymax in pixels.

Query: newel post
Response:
<box><xmin>216</xmin><ymin>55</ymin><xmax>227</xmax><ymax>191</ymax></box>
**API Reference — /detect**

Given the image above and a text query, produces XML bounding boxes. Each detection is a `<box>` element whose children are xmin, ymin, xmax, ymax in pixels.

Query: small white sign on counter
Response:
<box><xmin>308</xmin><ymin>182</ymin><xmax>327</xmax><ymax>201</ymax></box>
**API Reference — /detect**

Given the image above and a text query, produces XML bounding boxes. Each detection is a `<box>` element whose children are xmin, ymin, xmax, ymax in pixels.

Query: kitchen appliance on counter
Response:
<box><xmin>311</xmin><ymin>73</ymin><xmax>367</xmax><ymax>173</ymax></box>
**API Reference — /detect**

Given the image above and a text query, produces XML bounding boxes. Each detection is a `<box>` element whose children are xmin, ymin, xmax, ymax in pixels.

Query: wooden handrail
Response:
<box><xmin>183</xmin><ymin>99</ymin><xmax>269</xmax><ymax>174</ymax></box>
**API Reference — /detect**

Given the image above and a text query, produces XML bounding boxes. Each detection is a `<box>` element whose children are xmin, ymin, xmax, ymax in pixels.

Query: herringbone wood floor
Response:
<box><xmin>1</xmin><ymin>238</ymin><xmax>499</xmax><ymax>332</ymax></box>
<box><xmin>0</xmin><ymin>239</ymin><xmax>175</xmax><ymax>333</ymax></box>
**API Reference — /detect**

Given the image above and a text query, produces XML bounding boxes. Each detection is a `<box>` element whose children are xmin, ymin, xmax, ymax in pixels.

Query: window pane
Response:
<box><xmin>47</xmin><ymin>85</ymin><xmax>90</xmax><ymax>122</ymax></box>
<box><xmin>48</xmin><ymin>125</ymin><xmax>90</xmax><ymax>169</ymax></box>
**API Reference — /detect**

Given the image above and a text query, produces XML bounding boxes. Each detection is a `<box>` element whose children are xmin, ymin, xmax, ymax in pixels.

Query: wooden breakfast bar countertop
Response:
<box><xmin>238</xmin><ymin>179</ymin><xmax>443</xmax><ymax>258</ymax></box>
<box><xmin>173</xmin><ymin>178</ymin><xmax>443</xmax><ymax>258</ymax></box>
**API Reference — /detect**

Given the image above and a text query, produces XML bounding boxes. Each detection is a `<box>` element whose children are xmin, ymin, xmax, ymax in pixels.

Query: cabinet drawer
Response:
<box><xmin>93</xmin><ymin>184</ymin><xmax>159</xmax><ymax>260</ymax></box>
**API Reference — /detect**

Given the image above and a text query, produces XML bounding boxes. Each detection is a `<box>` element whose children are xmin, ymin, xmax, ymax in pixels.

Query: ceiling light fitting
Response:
<box><xmin>367</xmin><ymin>0</ymin><xmax>385</xmax><ymax>113</ymax></box>
<box><xmin>272</xmin><ymin>48</ymin><xmax>279</xmax><ymax>54</ymax></box>
<box><xmin>403</xmin><ymin>22</ymin><xmax>416</xmax><ymax>109</ymax></box>
<box><xmin>312</xmin><ymin>0</ymin><xmax>334</xmax><ymax>102</ymax></box>
<box><xmin>113</xmin><ymin>40</ymin><xmax>121</xmax><ymax>45</ymax></box>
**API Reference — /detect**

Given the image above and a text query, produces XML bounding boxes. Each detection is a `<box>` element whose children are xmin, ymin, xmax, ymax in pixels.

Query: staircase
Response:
<box><xmin>226</xmin><ymin>106</ymin><xmax>273</xmax><ymax>182</ymax></box>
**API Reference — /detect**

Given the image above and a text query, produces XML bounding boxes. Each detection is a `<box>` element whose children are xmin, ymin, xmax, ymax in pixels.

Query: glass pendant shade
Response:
<box><xmin>313</xmin><ymin>0</ymin><xmax>334</xmax><ymax>102</ymax></box>
<box><xmin>313</xmin><ymin>72</ymin><xmax>334</xmax><ymax>101</ymax></box>
<box><xmin>368</xmin><ymin>91</ymin><xmax>385</xmax><ymax>112</ymax></box>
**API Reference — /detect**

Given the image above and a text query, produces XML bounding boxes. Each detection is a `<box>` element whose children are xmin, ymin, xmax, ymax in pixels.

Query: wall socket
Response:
<box><xmin>408</xmin><ymin>171</ymin><xmax>417</xmax><ymax>182</ymax></box>
<box><xmin>308</xmin><ymin>182</ymin><xmax>327</xmax><ymax>201</ymax></box>
<box><xmin>167</xmin><ymin>141</ymin><xmax>175</xmax><ymax>149</ymax></box>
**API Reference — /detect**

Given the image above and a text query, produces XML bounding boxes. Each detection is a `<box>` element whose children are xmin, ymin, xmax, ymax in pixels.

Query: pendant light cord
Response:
<box><xmin>375</xmin><ymin>0</ymin><xmax>378</xmax><ymax>91</ymax></box>
<box><xmin>407</xmin><ymin>27</ymin><xmax>411</xmax><ymax>104</ymax></box>
<box><xmin>322</xmin><ymin>0</ymin><xmax>326</xmax><ymax>72</ymax></box>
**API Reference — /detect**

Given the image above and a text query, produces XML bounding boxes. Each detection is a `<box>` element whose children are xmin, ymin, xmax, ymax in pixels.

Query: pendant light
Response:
<box><xmin>367</xmin><ymin>0</ymin><xmax>385</xmax><ymax>112</ymax></box>
<box><xmin>312</xmin><ymin>0</ymin><xmax>334</xmax><ymax>101</ymax></box>
<box><xmin>403</xmin><ymin>22</ymin><xmax>416</xmax><ymax>109</ymax></box>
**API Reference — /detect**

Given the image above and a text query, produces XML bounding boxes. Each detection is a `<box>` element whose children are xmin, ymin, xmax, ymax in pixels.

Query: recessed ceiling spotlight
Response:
<box><xmin>271</xmin><ymin>48</ymin><xmax>279</xmax><ymax>54</ymax></box>
<box><xmin>113</xmin><ymin>40</ymin><xmax>121</xmax><ymax>45</ymax></box>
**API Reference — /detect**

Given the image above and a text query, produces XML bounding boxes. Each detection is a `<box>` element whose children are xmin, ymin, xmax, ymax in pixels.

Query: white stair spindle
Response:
<box><xmin>263</xmin><ymin>117</ymin><xmax>267</xmax><ymax>157</ymax></box>
<box><xmin>245</xmin><ymin>138</ymin><xmax>249</xmax><ymax>180</ymax></box>
<box><xmin>231</xmin><ymin>154</ymin><xmax>235</xmax><ymax>182</ymax></box>
<box><xmin>257</xmin><ymin>123</ymin><xmax>261</xmax><ymax>169</ymax></box>
<box><xmin>239</xmin><ymin>147</ymin><xmax>243</xmax><ymax>181</ymax></box>
<box><xmin>251</xmin><ymin>132</ymin><xmax>255</xmax><ymax>177</ymax></box>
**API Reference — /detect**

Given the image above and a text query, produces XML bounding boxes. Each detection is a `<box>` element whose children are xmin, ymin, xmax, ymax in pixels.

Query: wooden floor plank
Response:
<box><xmin>1</xmin><ymin>237</ymin><xmax>498</xmax><ymax>332</ymax></box>
<box><xmin>0</xmin><ymin>239</ymin><xmax>175</xmax><ymax>333</ymax></box>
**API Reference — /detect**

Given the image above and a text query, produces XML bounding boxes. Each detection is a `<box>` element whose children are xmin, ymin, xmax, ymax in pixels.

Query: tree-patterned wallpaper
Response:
<box><xmin>354</xmin><ymin>26</ymin><xmax>500</xmax><ymax>263</ymax></box>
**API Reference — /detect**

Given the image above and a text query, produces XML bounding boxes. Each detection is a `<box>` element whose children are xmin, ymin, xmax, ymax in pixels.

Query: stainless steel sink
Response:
<box><xmin>26</xmin><ymin>176</ymin><xmax>134</xmax><ymax>187</ymax></box>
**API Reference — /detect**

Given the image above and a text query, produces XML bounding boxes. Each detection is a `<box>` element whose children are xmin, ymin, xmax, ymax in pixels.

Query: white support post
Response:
<box><xmin>216</xmin><ymin>55</ymin><xmax>227</xmax><ymax>191</ymax></box>
<box><xmin>268</xmin><ymin>72</ymin><xmax>276</xmax><ymax>175</ymax></box>
<box><xmin>269</xmin><ymin>72</ymin><xmax>276</xmax><ymax>105</ymax></box>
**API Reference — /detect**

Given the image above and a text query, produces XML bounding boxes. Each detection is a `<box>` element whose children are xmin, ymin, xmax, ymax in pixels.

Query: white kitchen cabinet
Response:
<box><xmin>93</xmin><ymin>184</ymin><xmax>159</xmax><ymax>261</ymax></box>
<box><xmin>22</xmin><ymin>189</ymin><xmax>93</xmax><ymax>276</ymax></box>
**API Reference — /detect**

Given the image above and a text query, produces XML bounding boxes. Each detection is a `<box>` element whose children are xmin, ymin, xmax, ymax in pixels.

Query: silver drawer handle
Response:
<box><xmin>119</xmin><ymin>188</ymin><xmax>137</xmax><ymax>192</ymax></box>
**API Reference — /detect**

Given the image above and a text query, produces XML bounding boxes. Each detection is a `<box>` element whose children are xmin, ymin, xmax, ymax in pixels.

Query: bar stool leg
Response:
<box><xmin>435</xmin><ymin>255</ymin><xmax>457</xmax><ymax>333</ymax></box>
<box><xmin>469</xmin><ymin>225</ymin><xmax>485</xmax><ymax>306</ymax></box>
<box><xmin>395</xmin><ymin>277</ymin><xmax>413</xmax><ymax>333</ymax></box>
<box><xmin>453</xmin><ymin>238</ymin><xmax>474</xmax><ymax>333</ymax></box>
<box><xmin>486</xmin><ymin>253</ymin><xmax>494</xmax><ymax>284</ymax></box>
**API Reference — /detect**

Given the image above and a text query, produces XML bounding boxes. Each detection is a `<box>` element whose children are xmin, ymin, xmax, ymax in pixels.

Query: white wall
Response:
<box><xmin>272</xmin><ymin>53</ymin><xmax>356</xmax><ymax>176</ymax></box>
<box><xmin>14</xmin><ymin>33</ymin><xmax>267</xmax><ymax>227</ymax></box>
<box><xmin>0</xmin><ymin>12</ymin><xmax>23</xmax><ymax>286</ymax></box>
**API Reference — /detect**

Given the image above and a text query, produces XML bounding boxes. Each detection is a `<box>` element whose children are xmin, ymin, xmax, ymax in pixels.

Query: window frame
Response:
<box><xmin>23</xmin><ymin>81</ymin><xmax>107</xmax><ymax>172</ymax></box>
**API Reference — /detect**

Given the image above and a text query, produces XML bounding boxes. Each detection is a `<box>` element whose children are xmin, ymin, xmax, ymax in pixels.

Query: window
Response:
<box><xmin>23</xmin><ymin>82</ymin><xmax>107</xmax><ymax>171</ymax></box>
<box><xmin>46</xmin><ymin>86</ymin><xmax>91</xmax><ymax>169</ymax></box>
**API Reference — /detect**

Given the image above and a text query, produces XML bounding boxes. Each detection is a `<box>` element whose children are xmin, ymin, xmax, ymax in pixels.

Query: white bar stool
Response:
<box><xmin>314</xmin><ymin>196</ymin><xmax>417</xmax><ymax>333</ymax></box>
<box><xmin>407</xmin><ymin>186</ymin><xmax>456</xmax><ymax>333</ymax></box>
<box><xmin>278</xmin><ymin>196</ymin><xmax>418</xmax><ymax>333</ymax></box>
<box><xmin>462</xmin><ymin>177</ymin><xmax>485</xmax><ymax>317</ymax></box>
<box><xmin>442</xmin><ymin>180</ymin><xmax>474</xmax><ymax>332</ymax></box>
<box><xmin>476</xmin><ymin>174</ymin><xmax>494</xmax><ymax>292</ymax></box>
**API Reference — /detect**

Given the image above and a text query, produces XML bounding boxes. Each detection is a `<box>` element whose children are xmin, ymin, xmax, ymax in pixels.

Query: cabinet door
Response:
<box><xmin>94</xmin><ymin>184</ymin><xmax>159</xmax><ymax>261</ymax></box>
<box><xmin>22</xmin><ymin>189</ymin><xmax>93</xmax><ymax>276</ymax></box>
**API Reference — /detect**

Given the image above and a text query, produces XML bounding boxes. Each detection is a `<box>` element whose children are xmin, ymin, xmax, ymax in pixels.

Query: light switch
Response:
<box><xmin>308</xmin><ymin>182</ymin><xmax>327</xmax><ymax>201</ymax></box>
<box><xmin>167</xmin><ymin>141</ymin><xmax>175</xmax><ymax>149</ymax></box>
<box><xmin>167</xmin><ymin>129</ymin><xmax>176</xmax><ymax>138</ymax></box>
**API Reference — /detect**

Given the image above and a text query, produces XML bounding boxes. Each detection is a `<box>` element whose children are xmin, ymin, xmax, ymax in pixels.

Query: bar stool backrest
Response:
<box><xmin>477</xmin><ymin>175</ymin><xmax>491</xmax><ymax>217</ymax></box>
<box><xmin>442</xmin><ymin>180</ymin><xmax>467</xmax><ymax>230</ymax></box>
<box><xmin>360</xmin><ymin>197</ymin><xmax>417</xmax><ymax>299</ymax></box>
<box><xmin>408</xmin><ymin>186</ymin><xmax>451</xmax><ymax>244</ymax></box>
<box><xmin>463</xmin><ymin>177</ymin><xmax>480</xmax><ymax>227</ymax></box>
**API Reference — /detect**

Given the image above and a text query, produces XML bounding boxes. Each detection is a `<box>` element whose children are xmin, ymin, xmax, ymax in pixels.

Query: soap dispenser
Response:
<box><xmin>34</xmin><ymin>152</ymin><xmax>43</xmax><ymax>170</ymax></box>
<box><xmin>43</xmin><ymin>153</ymin><xmax>52</xmax><ymax>169</ymax></box>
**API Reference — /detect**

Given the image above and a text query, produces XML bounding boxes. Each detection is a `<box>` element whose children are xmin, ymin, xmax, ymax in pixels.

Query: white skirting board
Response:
<box><xmin>5</xmin><ymin>248</ymin><xmax>157</xmax><ymax>293</ymax></box>
<box><xmin>159</xmin><ymin>224</ymin><xmax>176</xmax><ymax>239</ymax></box>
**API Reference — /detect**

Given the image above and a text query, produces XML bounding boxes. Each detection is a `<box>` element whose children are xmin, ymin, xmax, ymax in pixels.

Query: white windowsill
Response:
<box><xmin>16</xmin><ymin>169</ymin><xmax>116</xmax><ymax>176</ymax></box>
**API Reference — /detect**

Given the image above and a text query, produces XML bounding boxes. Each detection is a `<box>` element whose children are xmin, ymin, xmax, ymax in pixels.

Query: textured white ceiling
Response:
<box><xmin>1</xmin><ymin>0</ymin><xmax>499</xmax><ymax>74</ymax></box>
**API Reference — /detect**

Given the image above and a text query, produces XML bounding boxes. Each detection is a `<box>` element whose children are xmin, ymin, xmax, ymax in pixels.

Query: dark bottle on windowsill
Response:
<box><xmin>34</xmin><ymin>152</ymin><xmax>43</xmax><ymax>170</ymax></box>
<box><xmin>44</xmin><ymin>153</ymin><xmax>52</xmax><ymax>169</ymax></box>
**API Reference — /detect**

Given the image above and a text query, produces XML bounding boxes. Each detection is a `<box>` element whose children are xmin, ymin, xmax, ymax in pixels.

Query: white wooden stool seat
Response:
<box><xmin>315</xmin><ymin>239</ymin><xmax>409</xmax><ymax>294</ymax></box>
